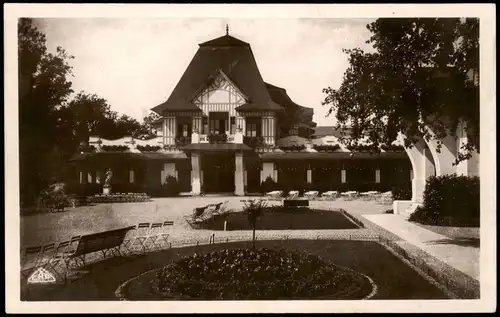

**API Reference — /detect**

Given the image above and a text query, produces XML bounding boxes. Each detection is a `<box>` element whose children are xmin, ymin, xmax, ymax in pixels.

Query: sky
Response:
<box><xmin>36</xmin><ymin>18</ymin><xmax>375</xmax><ymax>126</ymax></box>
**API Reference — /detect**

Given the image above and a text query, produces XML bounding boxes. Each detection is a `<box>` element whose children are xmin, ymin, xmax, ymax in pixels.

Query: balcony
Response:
<box><xmin>175</xmin><ymin>136</ymin><xmax>192</xmax><ymax>147</ymax></box>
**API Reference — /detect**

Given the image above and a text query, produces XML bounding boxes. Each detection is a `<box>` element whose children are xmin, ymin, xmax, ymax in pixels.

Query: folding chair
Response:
<box><xmin>158</xmin><ymin>221</ymin><xmax>174</xmax><ymax>248</ymax></box>
<box><xmin>35</xmin><ymin>243</ymin><xmax>67</xmax><ymax>282</ymax></box>
<box><xmin>142</xmin><ymin>223</ymin><xmax>163</xmax><ymax>252</ymax></box>
<box><xmin>129</xmin><ymin>223</ymin><xmax>151</xmax><ymax>255</ymax></box>
<box><xmin>20</xmin><ymin>246</ymin><xmax>43</xmax><ymax>281</ymax></box>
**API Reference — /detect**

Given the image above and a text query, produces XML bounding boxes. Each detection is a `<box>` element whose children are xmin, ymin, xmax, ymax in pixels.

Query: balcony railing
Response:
<box><xmin>195</xmin><ymin>133</ymin><xmax>242</xmax><ymax>144</ymax></box>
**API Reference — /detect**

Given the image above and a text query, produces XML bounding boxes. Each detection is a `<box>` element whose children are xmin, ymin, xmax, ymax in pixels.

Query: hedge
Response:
<box><xmin>409</xmin><ymin>175</ymin><xmax>480</xmax><ymax>227</ymax></box>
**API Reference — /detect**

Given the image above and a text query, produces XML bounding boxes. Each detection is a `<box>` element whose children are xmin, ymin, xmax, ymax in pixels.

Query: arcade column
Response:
<box><xmin>234</xmin><ymin>152</ymin><xmax>245</xmax><ymax>196</ymax></box>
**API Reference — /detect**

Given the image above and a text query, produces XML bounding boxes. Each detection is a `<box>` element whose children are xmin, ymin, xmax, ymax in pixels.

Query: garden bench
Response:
<box><xmin>283</xmin><ymin>199</ymin><xmax>309</xmax><ymax>208</ymax></box>
<box><xmin>59</xmin><ymin>226</ymin><xmax>135</xmax><ymax>270</ymax></box>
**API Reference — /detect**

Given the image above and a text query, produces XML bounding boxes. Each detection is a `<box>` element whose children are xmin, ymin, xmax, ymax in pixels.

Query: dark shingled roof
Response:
<box><xmin>181</xmin><ymin>143</ymin><xmax>252</xmax><ymax>152</ymax></box>
<box><xmin>265</xmin><ymin>82</ymin><xmax>315</xmax><ymax>127</ymax></box>
<box><xmin>152</xmin><ymin>34</ymin><xmax>283</xmax><ymax>114</ymax></box>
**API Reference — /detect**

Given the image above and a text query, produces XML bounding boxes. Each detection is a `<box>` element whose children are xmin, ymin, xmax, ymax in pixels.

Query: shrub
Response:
<box><xmin>243</xmin><ymin>136</ymin><xmax>264</xmax><ymax>148</ymax></box>
<box><xmin>391</xmin><ymin>185</ymin><xmax>412</xmax><ymax>200</ymax></box>
<box><xmin>101</xmin><ymin>145</ymin><xmax>129</xmax><ymax>152</ymax></box>
<box><xmin>162</xmin><ymin>175</ymin><xmax>180</xmax><ymax>197</ymax></box>
<box><xmin>65</xmin><ymin>182</ymin><xmax>103</xmax><ymax>197</ymax></box>
<box><xmin>409</xmin><ymin>175</ymin><xmax>480</xmax><ymax>227</ymax></box>
<box><xmin>207</xmin><ymin>133</ymin><xmax>228</xmax><ymax>144</ymax></box>
<box><xmin>279</xmin><ymin>145</ymin><xmax>306</xmax><ymax>152</ymax></box>
<box><xmin>136</xmin><ymin>145</ymin><xmax>162</xmax><ymax>152</ymax></box>
<box><xmin>260</xmin><ymin>176</ymin><xmax>278</xmax><ymax>193</ymax></box>
<box><xmin>312</xmin><ymin>144</ymin><xmax>340</xmax><ymax>152</ymax></box>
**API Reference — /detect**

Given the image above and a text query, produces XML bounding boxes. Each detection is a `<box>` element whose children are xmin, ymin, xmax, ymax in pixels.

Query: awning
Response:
<box><xmin>259</xmin><ymin>151</ymin><xmax>407</xmax><ymax>161</ymax></box>
<box><xmin>69</xmin><ymin>151</ymin><xmax>189</xmax><ymax>162</ymax></box>
<box><xmin>181</xmin><ymin>143</ymin><xmax>253</xmax><ymax>152</ymax></box>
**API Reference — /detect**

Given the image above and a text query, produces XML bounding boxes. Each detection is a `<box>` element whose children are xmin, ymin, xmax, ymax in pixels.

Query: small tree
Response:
<box><xmin>243</xmin><ymin>199</ymin><xmax>268</xmax><ymax>251</ymax></box>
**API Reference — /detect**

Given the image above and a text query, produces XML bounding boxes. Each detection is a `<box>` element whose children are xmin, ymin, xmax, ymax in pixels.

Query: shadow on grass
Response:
<box><xmin>197</xmin><ymin>209</ymin><xmax>360</xmax><ymax>230</ymax></box>
<box><xmin>426</xmin><ymin>238</ymin><xmax>480</xmax><ymax>248</ymax></box>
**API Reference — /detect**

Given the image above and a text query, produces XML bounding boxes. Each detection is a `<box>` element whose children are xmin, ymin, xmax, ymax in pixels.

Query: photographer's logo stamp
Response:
<box><xmin>27</xmin><ymin>268</ymin><xmax>56</xmax><ymax>284</ymax></box>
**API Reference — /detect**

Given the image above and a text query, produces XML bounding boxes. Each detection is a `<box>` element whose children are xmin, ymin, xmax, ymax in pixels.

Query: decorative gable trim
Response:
<box><xmin>191</xmin><ymin>69</ymin><xmax>248</xmax><ymax>105</ymax></box>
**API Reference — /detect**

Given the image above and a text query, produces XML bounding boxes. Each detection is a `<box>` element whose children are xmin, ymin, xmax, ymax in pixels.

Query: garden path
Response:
<box><xmin>364</xmin><ymin>213</ymin><xmax>480</xmax><ymax>280</ymax></box>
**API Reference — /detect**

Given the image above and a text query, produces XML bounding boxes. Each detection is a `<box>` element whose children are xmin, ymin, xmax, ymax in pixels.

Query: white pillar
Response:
<box><xmin>341</xmin><ymin>169</ymin><xmax>347</xmax><ymax>183</ymax></box>
<box><xmin>191</xmin><ymin>153</ymin><xmax>201</xmax><ymax>195</ymax></box>
<box><xmin>455</xmin><ymin>122</ymin><xmax>480</xmax><ymax>176</ymax></box>
<box><xmin>79</xmin><ymin>171</ymin><xmax>83</xmax><ymax>184</ymax></box>
<box><xmin>261</xmin><ymin>162</ymin><xmax>275</xmax><ymax>182</ymax></box>
<box><xmin>234</xmin><ymin>152</ymin><xmax>245</xmax><ymax>196</ymax></box>
<box><xmin>307</xmin><ymin>169</ymin><xmax>312</xmax><ymax>183</ymax></box>
<box><xmin>87</xmin><ymin>172</ymin><xmax>93</xmax><ymax>184</ymax></box>
<box><xmin>375</xmin><ymin>169</ymin><xmax>381</xmax><ymax>183</ymax></box>
<box><xmin>244</xmin><ymin>170</ymin><xmax>248</xmax><ymax>186</ymax></box>
<box><xmin>129</xmin><ymin>169</ymin><xmax>134</xmax><ymax>183</ymax></box>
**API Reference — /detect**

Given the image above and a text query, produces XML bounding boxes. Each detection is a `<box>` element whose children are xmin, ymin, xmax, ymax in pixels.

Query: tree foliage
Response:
<box><xmin>18</xmin><ymin>18</ymin><xmax>160</xmax><ymax>205</ymax></box>
<box><xmin>322</xmin><ymin>18</ymin><xmax>479</xmax><ymax>162</ymax></box>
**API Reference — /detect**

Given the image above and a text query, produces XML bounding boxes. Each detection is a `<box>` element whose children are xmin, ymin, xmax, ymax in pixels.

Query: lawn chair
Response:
<box><xmin>377</xmin><ymin>191</ymin><xmax>393</xmax><ymax>204</ymax></box>
<box><xmin>266</xmin><ymin>191</ymin><xmax>283</xmax><ymax>199</ymax></box>
<box><xmin>341</xmin><ymin>191</ymin><xmax>358</xmax><ymax>200</ymax></box>
<box><xmin>303</xmin><ymin>191</ymin><xmax>319</xmax><ymax>200</ymax></box>
<box><xmin>20</xmin><ymin>246</ymin><xmax>43</xmax><ymax>281</ymax></box>
<box><xmin>287</xmin><ymin>191</ymin><xmax>300</xmax><ymax>200</ymax></box>
<box><xmin>210</xmin><ymin>200</ymin><xmax>229</xmax><ymax>216</ymax></box>
<box><xmin>140</xmin><ymin>223</ymin><xmax>163</xmax><ymax>252</ymax></box>
<box><xmin>158</xmin><ymin>221</ymin><xmax>174</xmax><ymax>248</ymax></box>
<box><xmin>121</xmin><ymin>223</ymin><xmax>150</xmax><ymax>255</ymax></box>
<box><xmin>321</xmin><ymin>191</ymin><xmax>338</xmax><ymax>200</ymax></box>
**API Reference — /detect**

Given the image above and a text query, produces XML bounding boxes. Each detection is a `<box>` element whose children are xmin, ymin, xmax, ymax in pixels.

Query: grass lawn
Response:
<box><xmin>22</xmin><ymin>240</ymin><xmax>449</xmax><ymax>301</ymax></box>
<box><xmin>197</xmin><ymin>208</ymin><xmax>360</xmax><ymax>231</ymax></box>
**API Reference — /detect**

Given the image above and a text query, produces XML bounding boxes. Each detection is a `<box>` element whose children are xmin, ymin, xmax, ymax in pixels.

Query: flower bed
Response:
<box><xmin>312</xmin><ymin>144</ymin><xmax>341</xmax><ymax>152</ymax></box>
<box><xmin>150</xmin><ymin>248</ymin><xmax>373</xmax><ymax>300</ymax></box>
<box><xmin>87</xmin><ymin>193</ymin><xmax>150</xmax><ymax>204</ymax></box>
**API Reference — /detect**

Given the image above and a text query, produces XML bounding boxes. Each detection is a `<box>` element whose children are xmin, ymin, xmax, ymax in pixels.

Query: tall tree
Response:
<box><xmin>322</xmin><ymin>18</ymin><xmax>479</xmax><ymax>162</ymax></box>
<box><xmin>18</xmin><ymin>18</ymin><xmax>74</xmax><ymax>204</ymax></box>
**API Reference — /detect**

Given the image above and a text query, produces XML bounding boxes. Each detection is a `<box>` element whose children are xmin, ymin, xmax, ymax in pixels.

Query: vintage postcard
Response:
<box><xmin>5</xmin><ymin>3</ymin><xmax>496</xmax><ymax>314</ymax></box>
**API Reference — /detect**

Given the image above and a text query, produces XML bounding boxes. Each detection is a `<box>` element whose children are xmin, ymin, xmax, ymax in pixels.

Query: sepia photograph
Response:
<box><xmin>5</xmin><ymin>3</ymin><xmax>496</xmax><ymax>314</ymax></box>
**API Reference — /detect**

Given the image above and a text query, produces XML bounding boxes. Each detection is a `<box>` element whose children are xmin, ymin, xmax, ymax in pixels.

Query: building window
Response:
<box><xmin>230</xmin><ymin>117</ymin><xmax>236</xmax><ymax>134</ymax></box>
<box><xmin>203</xmin><ymin>116</ymin><xmax>208</xmax><ymax>134</ymax></box>
<box><xmin>177</xmin><ymin>122</ymin><xmax>191</xmax><ymax>137</ymax></box>
<box><xmin>246</xmin><ymin>117</ymin><xmax>260</xmax><ymax>137</ymax></box>
<box><xmin>289</xmin><ymin>126</ymin><xmax>299</xmax><ymax>136</ymax></box>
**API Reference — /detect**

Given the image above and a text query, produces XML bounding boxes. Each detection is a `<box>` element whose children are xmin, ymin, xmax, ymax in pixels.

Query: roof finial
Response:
<box><xmin>226</xmin><ymin>24</ymin><xmax>229</xmax><ymax>35</ymax></box>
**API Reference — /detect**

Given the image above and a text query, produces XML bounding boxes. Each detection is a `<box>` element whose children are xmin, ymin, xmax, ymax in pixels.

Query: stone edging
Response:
<box><xmin>339</xmin><ymin>208</ymin><xmax>365</xmax><ymax>228</ymax></box>
<box><xmin>381</xmin><ymin>239</ymin><xmax>480</xmax><ymax>299</ymax></box>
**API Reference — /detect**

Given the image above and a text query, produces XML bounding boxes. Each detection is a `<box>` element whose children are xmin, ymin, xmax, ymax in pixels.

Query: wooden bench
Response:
<box><xmin>283</xmin><ymin>199</ymin><xmax>309</xmax><ymax>208</ymax></box>
<box><xmin>61</xmin><ymin>226</ymin><xmax>135</xmax><ymax>269</ymax></box>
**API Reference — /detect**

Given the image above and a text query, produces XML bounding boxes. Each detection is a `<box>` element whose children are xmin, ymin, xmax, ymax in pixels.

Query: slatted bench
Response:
<box><xmin>61</xmin><ymin>226</ymin><xmax>135</xmax><ymax>269</ymax></box>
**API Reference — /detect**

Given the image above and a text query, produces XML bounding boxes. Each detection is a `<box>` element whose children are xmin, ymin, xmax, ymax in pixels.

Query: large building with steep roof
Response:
<box><xmin>70</xmin><ymin>30</ymin><xmax>411</xmax><ymax>196</ymax></box>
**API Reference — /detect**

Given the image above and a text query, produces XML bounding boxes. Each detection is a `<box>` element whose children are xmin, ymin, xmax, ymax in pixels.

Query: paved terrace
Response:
<box><xmin>21</xmin><ymin>197</ymin><xmax>479</xmax><ymax>283</ymax></box>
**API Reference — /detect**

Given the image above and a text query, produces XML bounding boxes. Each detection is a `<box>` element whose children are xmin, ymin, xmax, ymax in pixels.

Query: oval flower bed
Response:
<box><xmin>140</xmin><ymin>248</ymin><xmax>374</xmax><ymax>300</ymax></box>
